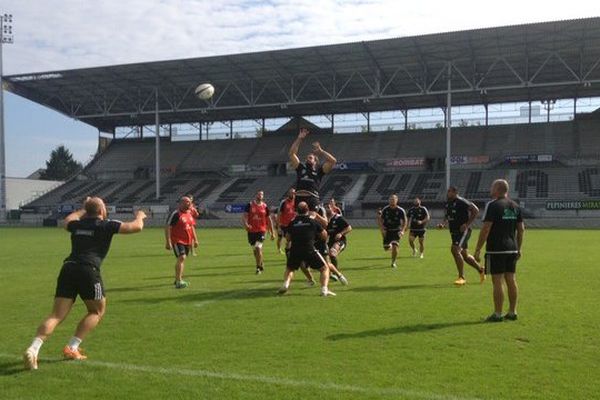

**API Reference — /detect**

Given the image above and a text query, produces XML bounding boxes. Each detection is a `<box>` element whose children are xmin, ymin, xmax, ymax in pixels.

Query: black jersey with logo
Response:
<box><xmin>295</xmin><ymin>163</ymin><xmax>325</xmax><ymax>196</ymax></box>
<box><xmin>288</xmin><ymin>215</ymin><xmax>324</xmax><ymax>252</ymax></box>
<box><xmin>482</xmin><ymin>197</ymin><xmax>523</xmax><ymax>253</ymax></box>
<box><xmin>407</xmin><ymin>206</ymin><xmax>430</xmax><ymax>230</ymax></box>
<box><xmin>327</xmin><ymin>214</ymin><xmax>350</xmax><ymax>238</ymax></box>
<box><xmin>445</xmin><ymin>196</ymin><xmax>474</xmax><ymax>234</ymax></box>
<box><xmin>65</xmin><ymin>218</ymin><xmax>122</xmax><ymax>269</ymax></box>
<box><xmin>380</xmin><ymin>205</ymin><xmax>406</xmax><ymax>230</ymax></box>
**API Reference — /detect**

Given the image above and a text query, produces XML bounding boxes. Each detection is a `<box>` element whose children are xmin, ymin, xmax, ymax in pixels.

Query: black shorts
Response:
<box><xmin>315</xmin><ymin>240</ymin><xmax>329</xmax><ymax>257</ymax></box>
<box><xmin>327</xmin><ymin>238</ymin><xmax>347</xmax><ymax>254</ymax></box>
<box><xmin>486</xmin><ymin>253</ymin><xmax>518</xmax><ymax>275</ymax></box>
<box><xmin>383</xmin><ymin>230</ymin><xmax>401</xmax><ymax>248</ymax></box>
<box><xmin>287</xmin><ymin>249</ymin><xmax>326</xmax><ymax>270</ymax></box>
<box><xmin>410</xmin><ymin>229</ymin><xmax>426</xmax><ymax>238</ymax></box>
<box><xmin>451</xmin><ymin>229</ymin><xmax>472</xmax><ymax>249</ymax></box>
<box><xmin>173</xmin><ymin>243</ymin><xmax>191</xmax><ymax>258</ymax></box>
<box><xmin>295</xmin><ymin>194</ymin><xmax>319</xmax><ymax>212</ymax></box>
<box><xmin>247</xmin><ymin>232</ymin><xmax>266</xmax><ymax>246</ymax></box>
<box><xmin>55</xmin><ymin>261</ymin><xmax>104</xmax><ymax>301</ymax></box>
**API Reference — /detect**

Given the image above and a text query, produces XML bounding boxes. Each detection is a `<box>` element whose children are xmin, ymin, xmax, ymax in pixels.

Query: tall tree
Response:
<box><xmin>40</xmin><ymin>145</ymin><xmax>83</xmax><ymax>181</ymax></box>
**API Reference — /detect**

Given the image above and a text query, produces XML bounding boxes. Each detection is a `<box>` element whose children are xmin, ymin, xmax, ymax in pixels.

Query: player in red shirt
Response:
<box><xmin>165</xmin><ymin>196</ymin><xmax>198</xmax><ymax>288</ymax></box>
<box><xmin>276</xmin><ymin>188</ymin><xmax>296</xmax><ymax>254</ymax></box>
<box><xmin>242</xmin><ymin>190</ymin><xmax>274</xmax><ymax>274</ymax></box>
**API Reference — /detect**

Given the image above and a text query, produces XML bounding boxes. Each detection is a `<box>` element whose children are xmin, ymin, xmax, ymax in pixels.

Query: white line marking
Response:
<box><xmin>194</xmin><ymin>282</ymin><xmax>271</xmax><ymax>308</ymax></box>
<box><xmin>0</xmin><ymin>353</ymin><xmax>483</xmax><ymax>400</ymax></box>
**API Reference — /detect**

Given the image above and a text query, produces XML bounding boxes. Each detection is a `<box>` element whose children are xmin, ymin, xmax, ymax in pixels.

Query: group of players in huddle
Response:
<box><xmin>22</xmin><ymin>128</ymin><xmax>525</xmax><ymax>371</ymax></box>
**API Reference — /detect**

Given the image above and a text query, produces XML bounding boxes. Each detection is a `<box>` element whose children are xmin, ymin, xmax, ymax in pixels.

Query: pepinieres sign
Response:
<box><xmin>546</xmin><ymin>200</ymin><xmax>600</xmax><ymax>210</ymax></box>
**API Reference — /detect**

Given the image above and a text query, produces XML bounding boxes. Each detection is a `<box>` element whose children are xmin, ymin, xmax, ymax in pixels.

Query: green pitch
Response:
<box><xmin>0</xmin><ymin>227</ymin><xmax>597</xmax><ymax>400</ymax></box>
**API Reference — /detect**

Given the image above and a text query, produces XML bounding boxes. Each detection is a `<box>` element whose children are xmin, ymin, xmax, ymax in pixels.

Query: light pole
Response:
<box><xmin>0</xmin><ymin>13</ymin><xmax>14</xmax><ymax>223</ymax></box>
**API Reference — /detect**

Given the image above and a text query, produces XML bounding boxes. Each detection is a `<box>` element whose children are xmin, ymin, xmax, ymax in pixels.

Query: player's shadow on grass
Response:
<box><xmin>0</xmin><ymin>359</ymin><xmax>65</xmax><ymax>376</ymax></box>
<box><xmin>107</xmin><ymin>283</ymin><xmax>171</xmax><ymax>293</ymax></box>
<box><xmin>327</xmin><ymin>321</ymin><xmax>482</xmax><ymax>341</ymax></box>
<box><xmin>348</xmin><ymin>284</ymin><xmax>449</xmax><ymax>292</ymax></box>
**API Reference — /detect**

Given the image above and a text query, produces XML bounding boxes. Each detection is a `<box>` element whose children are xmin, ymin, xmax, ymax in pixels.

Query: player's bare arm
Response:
<box><xmin>289</xmin><ymin>128</ymin><xmax>308</xmax><ymax>169</ymax></box>
<box><xmin>463</xmin><ymin>203</ymin><xmax>479</xmax><ymax>231</ymax></box>
<box><xmin>336</xmin><ymin>225</ymin><xmax>352</xmax><ymax>240</ymax></box>
<box><xmin>242</xmin><ymin>212</ymin><xmax>251</xmax><ymax>230</ymax></box>
<box><xmin>119</xmin><ymin>210</ymin><xmax>147</xmax><ymax>234</ymax></box>
<box><xmin>474</xmin><ymin>221</ymin><xmax>493</xmax><ymax>262</ymax></box>
<box><xmin>516</xmin><ymin>221</ymin><xmax>525</xmax><ymax>260</ymax></box>
<box><xmin>312</xmin><ymin>141</ymin><xmax>337</xmax><ymax>173</ymax></box>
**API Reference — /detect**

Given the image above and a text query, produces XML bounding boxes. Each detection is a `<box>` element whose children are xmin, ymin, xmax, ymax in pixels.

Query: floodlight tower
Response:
<box><xmin>0</xmin><ymin>13</ymin><xmax>14</xmax><ymax>223</ymax></box>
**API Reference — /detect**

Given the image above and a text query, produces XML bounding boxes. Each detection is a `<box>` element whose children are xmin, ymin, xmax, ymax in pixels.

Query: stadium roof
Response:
<box><xmin>5</xmin><ymin>17</ymin><xmax>600</xmax><ymax>131</ymax></box>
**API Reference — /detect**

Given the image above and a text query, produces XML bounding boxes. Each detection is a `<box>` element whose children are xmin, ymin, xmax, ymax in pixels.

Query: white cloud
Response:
<box><xmin>2</xmin><ymin>0</ymin><xmax>599</xmax><ymax>74</ymax></box>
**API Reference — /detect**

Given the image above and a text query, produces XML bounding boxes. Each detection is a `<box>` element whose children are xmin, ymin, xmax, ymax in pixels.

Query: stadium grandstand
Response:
<box><xmin>5</xmin><ymin>17</ymin><xmax>600</xmax><ymax>227</ymax></box>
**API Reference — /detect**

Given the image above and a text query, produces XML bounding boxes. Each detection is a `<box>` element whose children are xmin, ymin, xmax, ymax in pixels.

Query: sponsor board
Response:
<box><xmin>546</xmin><ymin>200</ymin><xmax>600</xmax><ymax>210</ymax></box>
<box><xmin>225</xmin><ymin>204</ymin><xmax>247</xmax><ymax>213</ymax></box>
<box><xmin>384</xmin><ymin>158</ymin><xmax>425</xmax><ymax>168</ymax></box>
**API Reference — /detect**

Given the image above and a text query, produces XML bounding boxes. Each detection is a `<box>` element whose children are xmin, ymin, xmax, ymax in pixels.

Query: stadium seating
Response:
<box><xmin>25</xmin><ymin>120</ymin><xmax>600</xmax><ymax>218</ymax></box>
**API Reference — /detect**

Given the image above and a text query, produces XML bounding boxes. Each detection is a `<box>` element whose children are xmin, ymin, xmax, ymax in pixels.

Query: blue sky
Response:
<box><xmin>2</xmin><ymin>0</ymin><xmax>600</xmax><ymax>177</ymax></box>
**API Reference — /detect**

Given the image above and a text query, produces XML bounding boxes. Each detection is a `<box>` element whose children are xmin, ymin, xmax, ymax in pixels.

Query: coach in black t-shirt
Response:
<box><xmin>474</xmin><ymin>179</ymin><xmax>525</xmax><ymax>322</ymax></box>
<box><xmin>23</xmin><ymin>197</ymin><xmax>146</xmax><ymax>370</ymax></box>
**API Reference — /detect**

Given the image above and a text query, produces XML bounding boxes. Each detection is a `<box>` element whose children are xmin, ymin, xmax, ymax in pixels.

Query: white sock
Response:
<box><xmin>283</xmin><ymin>282</ymin><xmax>289</xmax><ymax>289</ymax></box>
<box><xmin>67</xmin><ymin>336</ymin><xmax>82</xmax><ymax>350</ymax></box>
<box><xmin>321</xmin><ymin>286</ymin><xmax>328</xmax><ymax>294</ymax></box>
<box><xmin>28</xmin><ymin>337</ymin><xmax>44</xmax><ymax>357</ymax></box>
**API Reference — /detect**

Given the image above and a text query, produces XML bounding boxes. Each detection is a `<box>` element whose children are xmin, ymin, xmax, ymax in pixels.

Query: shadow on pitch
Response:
<box><xmin>327</xmin><ymin>320</ymin><xmax>482</xmax><ymax>341</ymax></box>
<box><xmin>122</xmin><ymin>286</ymin><xmax>278</xmax><ymax>305</ymax></box>
<box><xmin>0</xmin><ymin>358</ymin><xmax>65</xmax><ymax>376</ymax></box>
<box><xmin>347</xmin><ymin>283</ymin><xmax>449</xmax><ymax>292</ymax></box>
<box><xmin>107</xmin><ymin>283</ymin><xmax>171</xmax><ymax>293</ymax></box>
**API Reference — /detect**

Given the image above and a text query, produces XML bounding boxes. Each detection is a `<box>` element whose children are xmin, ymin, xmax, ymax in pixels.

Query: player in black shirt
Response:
<box><xmin>278</xmin><ymin>202</ymin><xmax>336</xmax><ymax>297</ymax></box>
<box><xmin>406</xmin><ymin>198</ymin><xmax>430</xmax><ymax>259</ymax></box>
<box><xmin>289</xmin><ymin>128</ymin><xmax>337</xmax><ymax>211</ymax></box>
<box><xmin>326</xmin><ymin>204</ymin><xmax>352</xmax><ymax>284</ymax></box>
<box><xmin>377</xmin><ymin>194</ymin><xmax>407</xmax><ymax>269</ymax></box>
<box><xmin>23</xmin><ymin>197</ymin><xmax>146</xmax><ymax>370</ymax></box>
<box><xmin>474</xmin><ymin>179</ymin><xmax>525</xmax><ymax>322</ymax></box>
<box><xmin>438</xmin><ymin>186</ymin><xmax>485</xmax><ymax>285</ymax></box>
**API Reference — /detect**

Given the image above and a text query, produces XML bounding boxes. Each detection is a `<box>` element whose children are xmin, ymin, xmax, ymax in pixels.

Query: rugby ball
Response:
<box><xmin>195</xmin><ymin>83</ymin><xmax>215</xmax><ymax>100</ymax></box>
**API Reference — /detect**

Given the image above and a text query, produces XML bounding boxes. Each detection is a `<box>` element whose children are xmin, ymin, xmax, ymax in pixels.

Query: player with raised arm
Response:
<box><xmin>438</xmin><ymin>186</ymin><xmax>485</xmax><ymax>285</ymax></box>
<box><xmin>407</xmin><ymin>197</ymin><xmax>430</xmax><ymax>258</ymax></box>
<box><xmin>23</xmin><ymin>197</ymin><xmax>146</xmax><ymax>370</ymax></box>
<box><xmin>278</xmin><ymin>202</ymin><xmax>336</xmax><ymax>297</ymax></box>
<box><xmin>165</xmin><ymin>196</ymin><xmax>198</xmax><ymax>289</ymax></box>
<box><xmin>242</xmin><ymin>190</ymin><xmax>274</xmax><ymax>274</ymax></box>
<box><xmin>377</xmin><ymin>194</ymin><xmax>407</xmax><ymax>269</ymax></box>
<box><xmin>474</xmin><ymin>179</ymin><xmax>525</xmax><ymax>322</ymax></box>
<box><xmin>288</xmin><ymin>128</ymin><xmax>336</xmax><ymax>211</ymax></box>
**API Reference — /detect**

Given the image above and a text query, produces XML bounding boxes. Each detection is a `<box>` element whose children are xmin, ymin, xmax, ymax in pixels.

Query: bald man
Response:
<box><xmin>474</xmin><ymin>179</ymin><xmax>525</xmax><ymax>322</ymax></box>
<box><xmin>278</xmin><ymin>202</ymin><xmax>336</xmax><ymax>296</ymax></box>
<box><xmin>23</xmin><ymin>197</ymin><xmax>146</xmax><ymax>370</ymax></box>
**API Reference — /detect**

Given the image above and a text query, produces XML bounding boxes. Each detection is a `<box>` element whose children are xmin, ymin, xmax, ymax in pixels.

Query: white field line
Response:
<box><xmin>1</xmin><ymin>353</ymin><xmax>485</xmax><ymax>400</ymax></box>
<box><xmin>193</xmin><ymin>282</ymin><xmax>271</xmax><ymax>308</ymax></box>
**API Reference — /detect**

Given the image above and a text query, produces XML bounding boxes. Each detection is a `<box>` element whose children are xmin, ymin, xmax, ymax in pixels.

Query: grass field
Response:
<box><xmin>0</xmin><ymin>227</ymin><xmax>598</xmax><ymax>400</ymax></box>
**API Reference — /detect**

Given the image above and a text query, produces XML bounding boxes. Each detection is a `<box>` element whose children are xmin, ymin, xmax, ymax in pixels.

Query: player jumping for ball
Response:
<box><xmin>377</xmin><ymin>194</ymin><xmax>407</xmax><ymax>269</ymax></box>
<box><xmin>288</xmin><ymin>128</ymin><xmax>336</xmax><ymax>211</ymax></box>
<box><xmin>23</xmin><ymin>197</ymin><xmax>146</xmax><ymax>370</ymax></box>
<box><xmin>242</xmin><ymin>190</ymin><xmax>274</xmax><ymax>274</ymax></box>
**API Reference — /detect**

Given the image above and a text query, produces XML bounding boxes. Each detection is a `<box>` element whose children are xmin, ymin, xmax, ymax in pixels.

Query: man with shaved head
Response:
<box><xmin>23</xmin><ymin>197</ymin><xmax>146</xmax><ymax>370</ymax></box>
<box><xmin>278</xmin><ymin>201</ymin><xmax>336</xmax><ymax>297</ymax></box>
<box><xmin>474</xmin><ymin>179</ymin><xmax>525</xmax><ymax>322</ymax></box>
<box><xmin>166</xmin><ymin>196</ymin><xmax>198</xmax><ymax>288</ymax></box>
